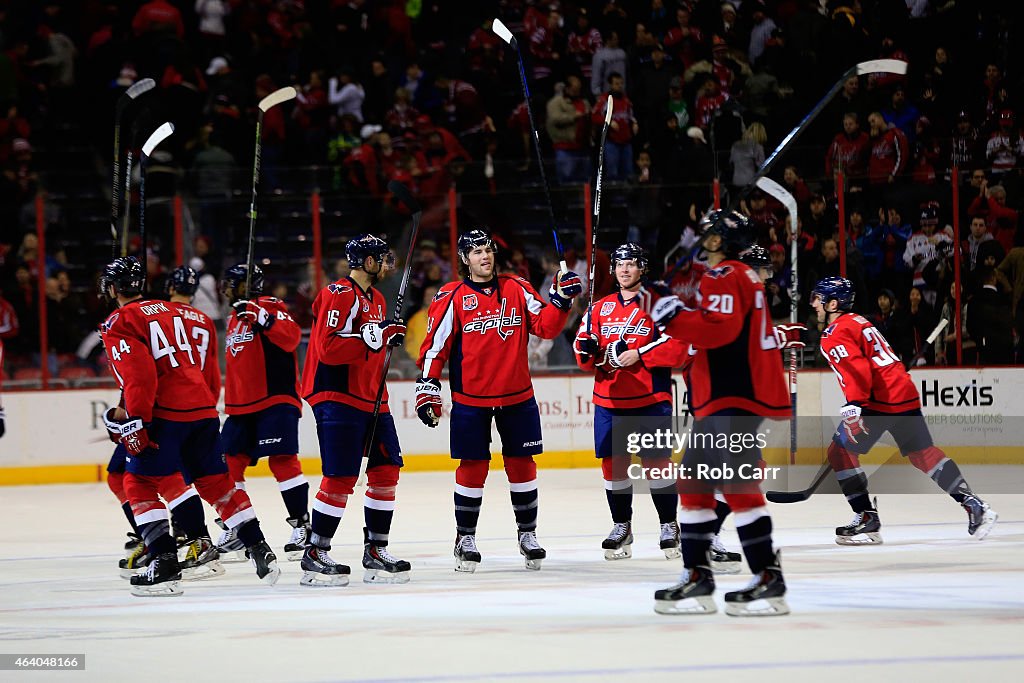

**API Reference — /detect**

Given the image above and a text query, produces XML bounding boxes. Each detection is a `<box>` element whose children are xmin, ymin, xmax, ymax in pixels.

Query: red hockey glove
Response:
<box><xmin>573</xmin><ymin>330</ymin><xmax>600</xmax><ymax>363</ymax></box>
<box><xmin>774</xmin><ymin>322</ymin><xmax>807</xmax><ymax>349</ymax></box>
<box><xmin>233</xmin><ymin>300</ymin><xmax>275</xmax><ymax>331</ymax></box>
<box><xmin>549</xmin><ymin>270</ymin><xmax>583</xmax><ymax>310</ymax></box>
<box><xmin>605</xmin><ymin>340</ymin><xmax>632</xmax><ymax>369</ymax></box>
<box><xmin>415</xmin><ymin>377</ymin><xmax>442</xmax><ymax>428</ymax></box>
<box><xmin>840</xmin><ymin>403</ymin><xmax>868</xmax><ymax>446</ymax></box>
<box><xmin>118</xmin><ymin>418</ymin><xmax>158</xmax><ymax>456</ymax></box>
<box><xmin>360</xmin><ymin>320</ymin><xmax>407</xmax><ymax>351</ymax></box>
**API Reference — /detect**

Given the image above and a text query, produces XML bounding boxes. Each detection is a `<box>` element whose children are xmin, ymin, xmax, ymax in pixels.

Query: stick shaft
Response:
<box><xmin>245</xmin><ymin>112</ymin><xmax>265</xmax><ymax>296</ymax></box>
<box><xmin>587</xmin><ymin>100</ymin><xmax>613</xmax><ymax>336</ymax></box>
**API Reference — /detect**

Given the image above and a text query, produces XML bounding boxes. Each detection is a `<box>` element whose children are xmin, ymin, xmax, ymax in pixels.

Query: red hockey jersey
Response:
<box><xmin>224</xmin><ymin>296</ymin><xmax>301</xmax><ymax>415</ymax></box>
<box><xmin>577</xmin><ymin>288</ymin><xmax>689</xmax><ymax>408</ymax></box>
<box><xmin>418</xmin><ymin>275</ymin><xmax>569</xmax><ymax>407</ymax></box>
<box><xmin>301</xmin><ymin>278</ymin><xmax>391</xmax><ymax>413</ymax></box>
<box><xmin>101</xmin><ymin>299</ymin><xmax>218</xmax><ymax>423</ymax></box>
<box><xmin>818</xmin><ymin>312</ymin><xmax>921</xmax><ymax>413</ymax></box>
<box><xmin>663</xmin><ymin>261</ymin><xmax>790</xmax><ymax>418</ymax></box>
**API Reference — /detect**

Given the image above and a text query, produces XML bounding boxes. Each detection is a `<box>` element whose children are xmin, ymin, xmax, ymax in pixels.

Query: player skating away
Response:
<box><xmin>110</xmin><ymin>265</ymin><xmax>223</xmax><ymax>580</ymax></box>
<box><xmin>417</xmin><ymin>229</ymin><xmax>583</xmax><ymax>571</ymax></box>
<box><xmin>218</xmin><ymin>263</ymin><xmax>310</xmax><ymax>563</ymax></box>
<box><xmin>811</xmin><ymin>276</ymin><xmax>997</xmax><ymax>543</ymax></box>
<box><xmin>99</xmin><ymin>257</ymin><xmax>279</xmax><ymax>596</ymax></box>
<box><xmin>0</xmin><ymin>291</ymin><xmax>13</xmax><ymax>440</ymax></box>
<box><xmin>573</xmin><ymin>243</ymin><xmax>687</xmax><ymax>560</ymax></box>
<box><xmin>300</xmin><ymin>235</ymin><xmax>411</xmax><ymax>586</ymax></box>
<box><xmin>650</xmin><ymin>211</ymin><xmax>791</xmax><ymax>616</ymax></box>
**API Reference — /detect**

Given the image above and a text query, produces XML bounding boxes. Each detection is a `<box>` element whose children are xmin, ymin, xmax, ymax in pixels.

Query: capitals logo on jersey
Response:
<box><xmin>327</xmin><ymin>283</ymin><xmax>352</xmax><ymax>294</ymax></box>
<box><xmin>225</xmin><ymin>320</ymin><xmax>255</xmax><ymax>357</ymax></box>
<box><xmin>99</xmin><ymin>312</ymin><xmax>119</xmax><ymax>335</ymax></box>
<box><xmin>462</xmin><ymin>299</ymin><xmax>522</xmax><ymax>340</ymax></box>
<box><xmin>600</xmin><ymin>309</ymin><xmax>652</xmax><ymax>340</ymax></box>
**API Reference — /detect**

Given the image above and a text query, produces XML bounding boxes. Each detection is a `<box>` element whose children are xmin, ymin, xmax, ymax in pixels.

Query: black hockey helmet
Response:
<box><xmin>700</xmin><ymin>209</ymin><xmax>757</xmax><ymax>257</ymax></box>
<box><xmin>812</xmin><ymin>276</ymin><xmax>855</xmax><ymax>311</ymax></box>
<box><xmin>457</xmin><ymin>228</ymin><xmax>497</xmax><ymax>263</ymax></box>
<box><xmin>609</xmin><ymin>242</ymin><xmax>649</xmax><ymax>274</ymax></box>
<box><xmin>99</xmin><ymin>256</ymin><xmax>145</xmax><ymax>299</ymax></box>
<box><xmin>740</xmin><ymin>244</ymin><xmax>772</xmax><ymax>269</ymax></box>
<box><xmin>165</xmin><ymin>265</ymin><xmax>198</xmax><ymax>297</ymax></box>
<box><xmin>221</xmin><ymin>263</ymin><xmax>264</xmax><ymax>301</ymax></box>
<box><xmin>346</xmin><ymin>233</ymin><xmax>395</xmax><ymax>270</ymax></box>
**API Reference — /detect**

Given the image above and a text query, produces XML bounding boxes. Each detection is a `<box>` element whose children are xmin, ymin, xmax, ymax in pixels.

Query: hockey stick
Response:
<box><xmin>766</xmin><ymin>462</ymin><xmax>831</xmax><ymax>503</ymax></box>
<box><xmin>244</xmin><ymin>86</ymin><xmax>297</xmax><ymax>296</ymax></box>
<box><xmin>756</xmin><ymin>177</ymin><xmax>800</xmax><ymax>465</ymax></box>
<box><xmin>111</xmin><ymin>78</ymin><xmax>155</xmax><ymax>258</ymax></box>
<box><xmin>138</xmin><ymin>122</ymin><xmax>174</xmax><ymax>288</ymax></box>
<box><xmin>492</xmin><ymin>17</ymin><xmax>567</xmax><ymax>272</ymax></box>
<box><xmin>906</xmin><ymin>317</ymin><xmax>948</xmax><ymax>368</ymax></box>
<box><xmin>362</xmin><ymin>181</ymin><xmax>423</xmax><ymax>466</ymax></box>
<box><xmin>587</xmin><ymin>95</ymin><xmax>614</xmax><ymax>338</ymax></box>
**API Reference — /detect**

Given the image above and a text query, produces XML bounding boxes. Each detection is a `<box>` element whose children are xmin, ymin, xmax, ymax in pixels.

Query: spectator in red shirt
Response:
<box><xmin>592</xmin><ymin>72</ymin><xmax>638</xmax><ymax>181</ymax></box>
<box><xmin>132</xmin><ymin>0</ymin><xmax>184</xmax><ymax>38</ymax></box>
<box><xmin>825</xmin><ymin>112</ymin><xmax>869</xmax><ymax>186</ymax></box>
<box><xmin>566</xmin><ymin>9</ymin><xmax>602</xmax><ymax>82</ymax></box>
<box><xmin>968</xmin><ymin>182</ymin><xmax>1020</xmax><ymax>253</ymax></box>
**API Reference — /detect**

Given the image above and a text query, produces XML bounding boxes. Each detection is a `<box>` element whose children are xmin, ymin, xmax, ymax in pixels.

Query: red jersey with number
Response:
<box><xmin>418</xmin><ymin>275</ymin><xmax>569</xmax><ymax>407</ymax></box>
<box><xmin>225</xmin><ymin>296</ymin><xmax>301</xmax><ymax>415</ymax></box>
<box><xmin>100</xmin><ymin>299</ymin><xmax>218</xmax><ymax>423</ymax></box>
<box><xmin>302</xmin><ymin>278</ymin><xmax>391</xmax><ymax>413</ymax></box>
<box><xmin>577</xmin><ymin>288</ymin><xmax>689</xmax><ymax>408</ymax></box>
<box><xmin>663</xmin><ymin>261</ymin><xmax>790</xmax><ymax>418</ymax></box>
<box><xmin>818</xmin><ymin>312</ymin><xmax>920</xmax><ymax>413</ymax></box>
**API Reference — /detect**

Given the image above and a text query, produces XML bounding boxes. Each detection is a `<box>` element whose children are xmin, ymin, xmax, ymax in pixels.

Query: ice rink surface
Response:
<box><xmin>1</xmin><ymin>468</ymin><xmax>1023</xmax><ymax>683</ymax></box>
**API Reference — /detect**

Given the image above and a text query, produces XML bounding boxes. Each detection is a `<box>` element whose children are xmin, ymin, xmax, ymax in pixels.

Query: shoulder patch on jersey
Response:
<box><xmin>327</xmin><ymin>283</ymin><xmax>352</xmax><ymax>294</ymax></box>
<box><xmin>705</xmin><ymin>265</ymin><xmax>734</xmax><ymax>279</ymax></box>
<box><xmin>462</xmin><ymin>293</ymin><xmax>478</xmax><ymax>311</ymax></box>
<box><xmin>600</xmin><ymin>301</ymin><xmax>616</xmax><ymax>317</ymax></box>
<box><xmin>100</xmin><ymin>312</ymin><xmax>120</xmax><ymax>334</ymax></box>
<box><xmin>432</xmin><ymin>289</ymin><xmax>452</xmax><ymax>302</ymax></box>
<box><xmin>822</xmin><ymin>323</ymin><xmax>837</xmax><ymax>338</ymax></box>
<box><xmin>362</xmin><ymin>299</ymin><xmax>370</xmax><ymax>312</ymax></box>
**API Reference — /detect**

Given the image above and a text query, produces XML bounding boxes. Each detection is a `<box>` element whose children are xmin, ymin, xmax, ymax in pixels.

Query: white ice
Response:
<box><xmin>1</xmin><ymin>469</ymin><xmax>1023</xmax><ymax>682</ymax></box>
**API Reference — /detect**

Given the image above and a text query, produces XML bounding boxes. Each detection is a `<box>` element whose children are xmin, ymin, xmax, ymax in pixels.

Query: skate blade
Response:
<box><xmin>835</xmin><ymin>532</ymin><xmax>883</xmax><ymax>545</ymax></box>
<box><xmin>130</xmin><ymin>581</ymin><xmax>183</xmax><ymax>597</ymax></box>
<box><xmin>257</xmin><ymin>562</ymin><xmax>281</xmax><ymax>587</ymax></box>
<box><xmin>182</xmin><ymin>561</ymin><xmax>225</xmax><ymax>581</ymax></box>
<box><xmin>218</xmin><ymin>549</ymin><xmax>249</xmax><ymax>563</ymax></box>
<box><xmin>119</xmin><ymin>567</ymin><xmax>146</xmax><ymax>580</ymax></box>
<box><xmin>662</xmin><ymin>546</ymin><xmax>681</xmax><ymax>560</ymax></box>
<box><xmin>300</xmin><ymin>571</ymin><xmax>350</xmax><ymax>587</ymax></box>
<box><xmin>724</xmin><ymin>596</ymin><xmax>790</xmax><ymax>617</ymax></box>
<box><xmin>284</xmin><ymin>548</ymin><xmax>305</xmax><ymax>562</ymax></box>
<box><xmin>711</xmin><ymin>560</ymin><xmax>742</xmax><ymax>575</ymax></box>
<box><xmin>603</xmin><ymin>545</ymin><xmax>633</xmax><ymax>560</ymax></box>
<box><xmin>363</xmin><ymin>569</ymin><xmax>411</xmax><ymax>584</ymax></box>
<box><xmin>454</xmin><ymin>560</ymin><xmax>478</xmax><ymax>573</ymax></box>
<box><xmin>654</xmin><ymin>595</ymin><xmax>717</xmax><ymax>615</ymax></box>
<box><xmin>524</xmin><ymin>557</ymin><xmax>543</xmax><ymax>571</ymax></box>
<box><xmin>972</xmin><ymin>510</ymin><xmax>998</xmax><ymax>540</ymax></box>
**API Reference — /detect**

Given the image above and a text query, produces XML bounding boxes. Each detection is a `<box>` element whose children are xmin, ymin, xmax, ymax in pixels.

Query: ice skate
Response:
<box><xmin>123</xmin><ymin>532</ymin><xmax>142</xmax><ymax>556</ymax></box>
<box><xmin>724</xmin><ymin>552</ymin><xmax>789</xmax><ymax>617</ymax></box>
<box><xmin>962</xmin><ymin>495</ymin><xmax>998</xmax><ymax>540</ymax></box>
<box><xmin>299</xmin><ymin>545</ymin><xmax>350</xmax><ymax>587</ymax></box>
<box><xmin>362</xmin><ymin>528</ymin><xmax>411</xmax><ymax>584</ymax></box>
<box><xmin>602</xmin><ymin>522</ymin><xmax>633</xmax><ymax>560</ymax></box>
<box><xmin>835</xmin><ymin>506</ymin><xmax>882</xmax><ymax>545</ymax></box>
<box><xmin>247</xmin><ymin>541</ymin><xmax>281</xmax><ymax>586</ymax></box>
<box><xmin>518</xmin><ymin>530</ymin><xmax>546</xmax><ymax>570</ymax></box>
<box><xmin>659</xmin><ymin>522</ymin><xmax>681</xmax><ymax>560</ymax></box>
<box><xmin>454</xmin><ymin>534</ymin><xmax>481</xmax><ymax>573</ymax></box>
<box><xmin>654</xmin><ymin>564</ymin><xmax>717</xmax><ymax>615</ymax></box>
<box><xmin>178</xmin><ymin>536</ymin><xmax>225</xmax><ymax>581</ymax></box>
<box><xmin>710</xmin><ymin>534</ymin><xmax>742</xmax><ymax>574</ymax></box>
<box><xmin>119</xmin><ymin>540</ymin><xmax>151</xmax><ymax>579</ymax></box>
<box><xmin>129</xmin><ymin>552</ymin><xmax>183</xmax><ymax>597</ymax></box>
<box><xmin>284</xmin><ymin>515</ymin><xmax>310</xmax><ymax>561</ymax></box>
<box><xmin>214</xmin><ymin>518</ymin><xmax>248</xmax><ymax>562</ymax></box>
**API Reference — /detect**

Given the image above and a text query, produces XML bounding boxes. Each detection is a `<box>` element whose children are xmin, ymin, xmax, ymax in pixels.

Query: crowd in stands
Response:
<box><xmin>1</xmin><ymin>0</ymin><xmax>1023</xmax><ymax>382</ymax></box>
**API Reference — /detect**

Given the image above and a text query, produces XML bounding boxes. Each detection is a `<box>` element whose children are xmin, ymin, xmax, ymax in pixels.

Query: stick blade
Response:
<box><xmin>766</xmin><ymin>490</ymin><xmax>810</xmax><ymax>504</ymax></box>
<box><xmin>259</xmin><ymin>86</ymin><xmax>297</xmax><ymax>112</ymax></box>
<box><xmin>491</xmin><ymin>17</ymin><xmax>514</xmax><ymax>45</ymax></box>
<box><xmin>142</xmin><ymin>122</ymin><xmax>175</xmax><ymax>156</ymax></box>
<box><xmin>387</xmin><ymin>180</ymin><xmax>422</xmax><ymax>213</ymax></box>
<box><xmin>604</xmin><ymin>94</ymin><xmax>613</xmax><ymax>125</ymax></box>
<box><xmin>925</xmin><ymin>318</ymin><xmax>949</xmax><ymax>345</ymax></box>
<box><xmin>855</xmin><ymin>59</ymin><xmax>908</xmax><ymax>76</ymax></box>
<box><xmin>755</xmin><ymin>177</ymin><xmax>798</xmax><ymax>229</ymax></box>
<box><xmin>125</xmin><ymin>78</ymin><xmax>156</xmax><ymax>100</ymax></box>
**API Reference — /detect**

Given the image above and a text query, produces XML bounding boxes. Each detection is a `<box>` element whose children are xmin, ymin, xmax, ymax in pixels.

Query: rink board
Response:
<box><xmin>2</xmin><ymin>368</ymin><xmax>1022</xmax><ymax>485</ymax></box>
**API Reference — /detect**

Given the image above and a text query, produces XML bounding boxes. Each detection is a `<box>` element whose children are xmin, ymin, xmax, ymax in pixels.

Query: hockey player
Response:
<box><xmin>217</xmin><ymin>263</ymin><xmax>309</xmax><ymax>563</ymax></box>
<box><xmin>417</xmin><ymin>229</ymin><xmax>583</xmax><ymax>571</ymax></box>
<box><xmin>99</xmin><ymin>257</ymin><xmax>280</xmax><ymax>596</ymax></box>
<box><xmin>111</xmin><ymin>265</ymin><xmax>223</xmax><ymax>580</ymax></box>
<box><xmin>300</xmin><ymin>234</ymin><xmax>411</xmax><ymax>586</ymax></box>
<box><xmin>573</xmin><ymin>243</ymin><xmax>686</xmax><ymax>560</ymax></box>
<box><xmin>649</xmin><ymin>211</ymin><xmax>791</xmax><ymax>616</ymax></box>
<box><xmin>811</xmin><ymin>276</ymin><xmax>998</xmax><ymax>543</ymax></box>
